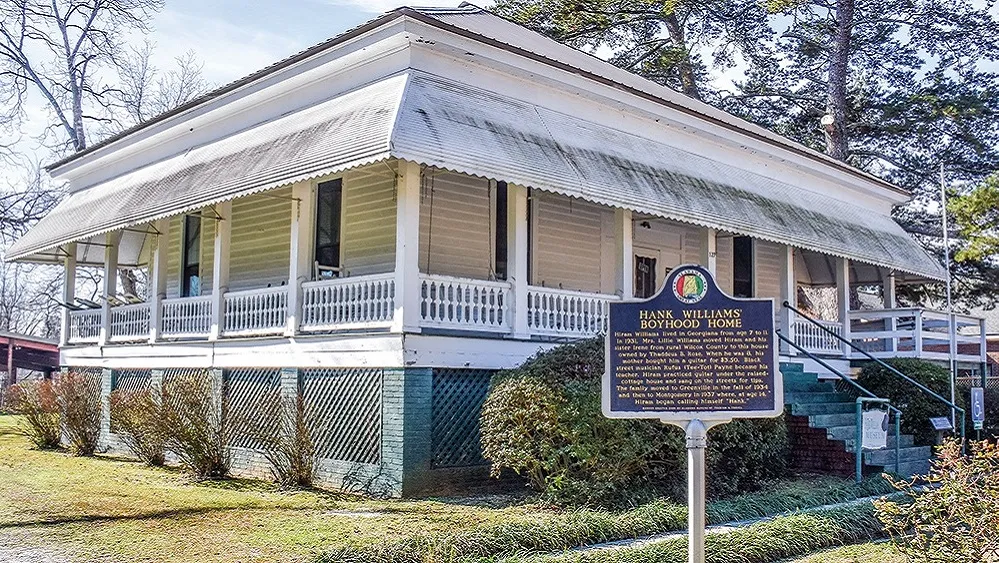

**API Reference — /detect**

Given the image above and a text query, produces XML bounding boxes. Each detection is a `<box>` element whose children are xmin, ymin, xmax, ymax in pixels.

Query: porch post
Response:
<box><xmin>509</xmin><ymin>184</ymin><xmax>530</xmax><ymax>338</ymax></box>
<box><xmin>700</xmin><ymin>228</ymin><xmax>717</xmax><ymax>276</ymax></box>
<box><xmin>883</xmin><ymin>270</ymin><xmax>897</xmax><ymax>353</ymax></box>
<box><xmin>98</xmin><ymin>233</ymin><xmax>120</xmax><ymax>346</ymax></box>
<box><xmin>392</xmin><ymin>161</ymin><xmax>421</xmax><ymax>333</ymax></box>
<box><xmin>615</xmin><ymin>209</ymin><xmax>634</xmax><ymax>299</ymax></box>
<box><xmin>286</xmin><ymin>182</ymin><xmax>315</xmax><ymax>336</ymax></box>
<box><xmin>209</xmin><ymin>202</ymin><xmax>232</xmax><ymax>341</ymax></box>
<box><xmin>60</xmin><ymin>243</ymin><xmax>77</xmax><ymax>347</ymax></box>
<box><xmin>779</xmin><ymin>245</ymin><xmax>795</xmax><ymax>355</ymax></box>
<box><xmin>148</xmin><ymin>220</ymin><xmax>169</xmax><ymax>343</ymax></box>
<box><xmin>836</xmin><ymin>257</ymin><xmax>851</xmax><ymax>357</ymax></box>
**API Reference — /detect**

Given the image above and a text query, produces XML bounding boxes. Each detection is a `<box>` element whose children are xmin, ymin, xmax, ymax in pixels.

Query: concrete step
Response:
<box><xmin>864</xmin><ymin>445</ymin><xmax>933</xmax><ymax>466</ymax></box>
<box><xmin>784</xmin><ymin>381</ymin><xmax>836</xmax><ymax>393</ymax></box>
<box><xmin>810</xmin><ymin>412</ymin><xmax>858</xmax><ymax>428</ymax></box>
<box><xmin>825</xmin><ymin>425</ymin><xmax>859</xmax><ymax>441</ymax></box>
<box><xmin>791</xmin><ymin>402</ymin><xmax>856</xmax><ymax>416</ymax></box>
<box><xmin>780</xmin><ymin>362</ymin><xmax>806</xmax><ymax>374</ymax></box>
<box><xmin>844</xmin><ymin>433</ymin><xmax>915</xmax><ymax>452</ymax></box>
<box><xmin>785</xmin><ymin>391</ymin><xmax>853</xmax><ymax>404</ymax></box>
<box><xmin>891</xmin><ymin>458</ymin><xmax>932</xmax><ymax>478</ymax></box>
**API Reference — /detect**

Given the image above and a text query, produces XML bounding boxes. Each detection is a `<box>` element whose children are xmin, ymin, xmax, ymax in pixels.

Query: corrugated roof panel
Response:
<box><xmin>5</xmin><ymin>74</ymin><xmax>407</xmax><ymax>262</ymax></box>
<box><xmin>392</xmin><ymin>72</ymin><xmax>945</xmax><ymax>280</ymax></box>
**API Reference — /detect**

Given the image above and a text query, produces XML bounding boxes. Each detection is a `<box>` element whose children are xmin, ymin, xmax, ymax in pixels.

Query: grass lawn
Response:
<box><xmin>785</xmin><ymin>542</ymin><xmax>905</xmax><ymax>563</ymax></box>
<box><xmin>0</xmin><ymin>415</ymin><xmax>540</xmax><ymax>562</ymax></box>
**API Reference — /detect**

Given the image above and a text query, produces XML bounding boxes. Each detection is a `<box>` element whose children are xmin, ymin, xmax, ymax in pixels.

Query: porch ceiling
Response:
<box><xmin>6</xmin><ymin>70</ymin><xmax>945</xmax><ymax>283</ymax></box>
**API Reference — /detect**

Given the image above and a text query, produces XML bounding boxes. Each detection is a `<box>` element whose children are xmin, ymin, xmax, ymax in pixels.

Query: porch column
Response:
<box><xmin>779</xmin><ymin>245</ymin><xmax>795</xmax><ymax>355</ymax></box>
<box><xmin>209</xmin><ymin>202</ymin><xmax>232</xmax><ymax>341</ymax></box>
<box><xmin>392</xmin><ymin>161</ymin><xmax>421</xmax><ymax>333</ymax></box>
<box><xmin>60</xmin><ymin>243</ymin><xmax>77</xmax><ymax>347</ymax></box>
<box><xmin>98</xmin><ymin>233</ymin><xmax>120</xmax><ymax>346</ymax></box>
<box><xmin>286</xmin><ymin>182</ymin><xmax>315</xmax><ymax>336</ymax></box>
<box><xmin>700</xmin><ymin>228</ymin><xmax>717</xmax><ymax>276</ymax></box>
<box><xmin>614</xmin><ymin>209</ymin><xmax>634</xmax><ymax>299</ymax></box>
<box><xmin>148</xmin><ymin>220</ymin><xmax>169</xmax><ymax>343</ymax></box>
<box><xmin>508</xmin><ymin>184</ymin><xmax>530</xmax><ymax>338</ymax></box>
<box><xmin>836</xmin><ymin>257</ymin><xmax>852</xmax><ymax>357</ymax></box>
<box><xmin>883</xmin><ymin>270</ymin><xmax>897</xmax><ymax>353</ymax></box>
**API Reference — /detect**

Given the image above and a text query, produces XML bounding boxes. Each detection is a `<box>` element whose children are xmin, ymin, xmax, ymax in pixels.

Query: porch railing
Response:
<box><xmin>161</xmin><ymin>295</ymin><xmax>213</xmax><ymax>339</ymax></box>
<box><xmin>68</xmin><ymin>309</ymin><xmax>102</xmax><ymax>344</ymax></box>
<box><xmin>527</xmin><ymin>286</ymin><xmax>618</xmax><ymax>338</ymax></box>
<box><xmin>419</xmin><ymin>274</ymin><xmax>511</xmax><ymax>333</ymax></box>
<box><xmin>109</xmin><ymin>303</ymin><xmax>151</xmax><ymax>342</ymax></box>
<box><xmin>849</xmin><ymin>308</ymin><xmax>986</xmax><ymax>363</ymax></box>
<box><xmin>222</xmin><ymin>286</ymin><xmax>288</xmax><ymax>337</ymax></box>
<box><xmin>791</xmin><ymin>318</ymin><xmax>843</xmax><ymax>356</ymax></box>
<box><xmin>301</xmin><ymin>273</ymin><xmax>395</xmax><ymax>331</ymax></box>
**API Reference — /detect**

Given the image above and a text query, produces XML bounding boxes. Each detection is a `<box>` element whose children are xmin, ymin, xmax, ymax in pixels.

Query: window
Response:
<box><xmin>314</xmin><ymin>179</ymin><xmax>343</xmax><ymax>276</ymax></box>
<box><xmin>494</xmin><ymin>181</ymin><xmax>508</xmax><ymax>280</ymax></box>
<box><xmin>635</xmin><ymin>255</ymin><xmax>658</xmax><ymax>299</ymax></box>
<box><xmin>181</xmin><ymin>214</ymin><xmax>202</xmax><ymax>297</ymax></box>
<box><xmin>733</xmin><ymin>236</ymin><xmax>754</xmax><ymax>298</ymax></box>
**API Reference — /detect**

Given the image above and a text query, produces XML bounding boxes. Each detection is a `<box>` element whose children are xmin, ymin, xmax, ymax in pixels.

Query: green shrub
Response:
<box><xmin>55</xmin><ymin>372</ymin><xmax>102</xmax><ymax>456</ymax></box>
<box><xmin>875</xmin><ymin>438</ymin><xmax>999</xmax><ymax>562</ymax></box>
<box><xmin>855</xmin><ymin>359</ymin><xmax>953</xmax><ymax>446</ymax></box>
<box><xmin>4</xmin><ymin>380</ymin><xmax>61</xmax><ymax>449</ymax></box>
<box><xmin>479</xmin><ymin>338</ymin><xmax>789</xmax><ymax>506</ymax></box>
<box><xmin>109</xmin><ymin>388</ymin><xmax>165</xmax><ymax>466</ymax></box>
<box><xmin>157</xmin><ymin>372</ymin><xmax>231</xmax><ymax>479</ymax></box>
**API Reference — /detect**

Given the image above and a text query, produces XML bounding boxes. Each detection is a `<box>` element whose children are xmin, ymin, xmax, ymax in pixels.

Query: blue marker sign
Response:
<box><xmin>971</xmin><ymin>387</ymin><xmax>985</xmax><ymax>430</ymax></box>
<box><xmin>603</xmin><ymin>264</ymin><xmax>781</xmax><ymax>421</ymax></box>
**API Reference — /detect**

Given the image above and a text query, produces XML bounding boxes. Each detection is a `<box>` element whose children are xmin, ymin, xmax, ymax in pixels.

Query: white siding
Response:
<box><xmin>165</xmin><ymin>215</ymin><xmax>182</xmax><ymax>298</ymax></box>
<box><xmin>533</xmin><ymin>192</ymin><xmax>608</xmax><ymax>293</ymax></box>
<box><xmin>682</xmin><ymin>224</ymin><xmax>703</xmax><ymax>266</ymax></box>
<box><xmin>419</xmin><ymin>170</ymin><xmax>494</xmax><ymax>280</ymax></box>
<box><xmin>715</xmin><ymin>235</ymin><xmax>734</xmax><ymax>294</ymax></box>
<box><xmin>228</xmin><ymin>188</ymin><xmax>291</xmax><ymax>291</ymax></box>
<box><xmin>201</xmin><ymin>216</ymin><xmax>215</xmax><ymax>294</ymax></box>
<box><xmin>342</xmin><ymin>166</ymin><xmax>396</xmax><ymax>276</ymax></box>
<box><xmin>164</xmin><ymin>212</ymin><xmax>213</xmax><ymax>297</ymax></box>
<box><xmin>754</xmin><ymin>239</ymin><xmax>783</xmax><ymax>306</ymax></box>
<box><xmin>632</xmin><ymin>218</ymin><xmax>686</xmax><ymax>295</ymax></box>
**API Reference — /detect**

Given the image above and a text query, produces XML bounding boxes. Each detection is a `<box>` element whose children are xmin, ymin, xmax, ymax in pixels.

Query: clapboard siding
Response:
<box><xmin>342</xmin><ymin>166</ymin><xmax>396</xmax><ymax>276</ymax></box>
<box><xmin>715</xmin><ymin>235</ymin><xmax>734</xmax><ymax>294</ymax></box>
<box><xmin>165</xmin><ymin>215</ymin><xmax>182</xmax><ymax>299</ymax></box>
<box><xmin>534</xmin><ymin>192</ymin><xmax>607</xmax><ymax>293</ymax></box>
<box><xmin>229</xmin><ymin>188</ymin><xmax>291</xmax><ymax>291</ymax></box>
<box><xmin>681</xmin><ymin>224</ymin><xmax>703</xmax><ymax>266</ymax></box>
<box><xmin>419</xmin><ymin>171</ymin><xmax>494</xmax><ymax>280</ymax></box>
<box><xmin>164</xmin><ymin>212</ymin><xmax>214</xmax><ymax>297</ymax></box>
<box><xmin>201</xmin><ymin>213</ymin><xmax>216</xmax><ymax>294</ymax></box>
<box><xmin>754</xmin><ymin>239</ymin><xmax>784</xmax><ymax>304</ymax></box>
<box><xmin>633</xmin><ymin>218</ymin><xmax>686</xmax><ymax>295</ymax></box>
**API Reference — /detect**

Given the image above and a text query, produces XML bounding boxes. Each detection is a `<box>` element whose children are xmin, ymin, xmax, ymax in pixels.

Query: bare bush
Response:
<box><xmin>157</xmin><ymin>372</ymin><xmax>231</xmax><ymax>479</ymax></box>
<box><xmin>4</xmin><ymin>380</ymin><xmax>60</xmax><ymax>448</ymax></box>
<box><xmin>109</xmin><ymin>388</ymin><xmax>164</xmax><ymax>466</ymax></box>
<box><xmin>55</xmin><ymin>372</ymin><xmax>102</xmax><ymax>455</ymax></box>
<box><xmin>244</xmin><ymin>391</ymin><xmax>317</xmax><ymax>488</ymax></box>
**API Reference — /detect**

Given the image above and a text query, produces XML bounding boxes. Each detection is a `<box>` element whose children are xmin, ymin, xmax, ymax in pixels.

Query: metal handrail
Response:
<box><xmin>785</xmin><ymin>301</ymin><xmax>967</xmax><ymax>445</ymax></box>
<box><xmin>779</xmin><ymin>332</ymin><xmax>902</xmax><ymax>480</ymax></box>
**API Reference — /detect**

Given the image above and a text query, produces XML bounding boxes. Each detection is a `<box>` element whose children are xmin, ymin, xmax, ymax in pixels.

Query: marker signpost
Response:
<box><xmin>603</xmin><ymin>265</ymin><xmax>781</xmax><ymax>563</ymax></box>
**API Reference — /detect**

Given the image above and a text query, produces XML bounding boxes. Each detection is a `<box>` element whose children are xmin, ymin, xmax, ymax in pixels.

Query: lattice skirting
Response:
<box><xmin>109</xmin><ymin>369</ymin><xmax>153</xmax><ymax>432</ymax></box>
<box><xmin>226</xmin><ymin>369</ymin><xmax>282</xmax><ymax>450</ymax></box>
<box><xmin>431</xmin><ymin>368</ymin><xmax>495</xmax><ymax>468</ymax></box>
<box><xmin>302</xmin><ymin>368</ymin><xmax>383</xmax><ymax>465</ymax></box>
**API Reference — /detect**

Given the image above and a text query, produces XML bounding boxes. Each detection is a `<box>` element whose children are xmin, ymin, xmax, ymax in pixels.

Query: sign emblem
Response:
<box><xmin>672</xmin><ymin>268</ymin><xmax>708</xmax><ymax>304</ymax></box>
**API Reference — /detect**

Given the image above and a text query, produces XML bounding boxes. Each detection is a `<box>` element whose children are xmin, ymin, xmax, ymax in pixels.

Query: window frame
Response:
<box><xmin>313</xmin><ymin>178</ymin><xmax>345</xmax><ymax>276</ymax></box>
<box><xmin>180</xmin><ymin>213</ymin><xmax>203</xmax><ymax>297</ymax></box>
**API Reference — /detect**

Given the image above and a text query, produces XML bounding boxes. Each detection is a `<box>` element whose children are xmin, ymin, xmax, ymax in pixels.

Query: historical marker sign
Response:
<box><xmin>603</xmin><ymin>264</ymin><xmax>782</xmax><ymax>421</ymax></box>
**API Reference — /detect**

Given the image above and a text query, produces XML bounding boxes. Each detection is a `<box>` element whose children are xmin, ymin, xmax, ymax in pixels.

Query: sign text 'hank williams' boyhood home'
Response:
<box><xmin>5</xmin><ymin>4</ymin><xmax>987</xmax><ymax>495</ymax></box>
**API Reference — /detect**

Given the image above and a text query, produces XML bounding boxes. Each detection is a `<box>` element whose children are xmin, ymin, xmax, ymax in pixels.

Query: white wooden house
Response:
<box><xmin>5</xmin><ymin>4</ymin><xmax>985</xmax><ymax>493</ymax></box>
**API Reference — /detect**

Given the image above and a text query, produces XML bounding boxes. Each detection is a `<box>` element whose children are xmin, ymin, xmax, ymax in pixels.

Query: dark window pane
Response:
<box><xmin>182</xmin><ymin>214</ymin><xmax>201</xmax><ymax>297</ymax></box>
<box><xmin>635</xmin><ymin>256</ymin><xmax>657</xmax><ymax>299</ymax></box>
<box><xmin>494</xmin><ymin>181</ymin><xmax>508</xmax><ymax>280</ymax></box>
<box><xmin>733</xmin><ymin>236</ymin><xmax>753</xmax><ymax>298</ymax></box>
<box><xmin>315</xmin><ymin>179</ymin><xmax>343</xmax><ymax>271</ymax></box>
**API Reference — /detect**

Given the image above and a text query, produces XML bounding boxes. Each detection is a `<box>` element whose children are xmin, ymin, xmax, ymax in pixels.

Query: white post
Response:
<box><xmin>883</xmin><ymin>270</ymin><xmax>897</xmax><ymax>353</ymax></box>
<box><xmin>779</xmin><ymin>245</ymin><xmax>795</xmax><ymax>355</ymax></box>
<box><xmin>286</xmin><ymin>182</ymin><xmax>315</xmax><ymax>336</ymax></box>
<box><xmin>392</xmin><ymin>161</ymin><xmax>422</xmax><ymax>333</ymax></box>
<box><xmin>209</xmin><ymin>202</ymin><xmax>232</xmax><ymax>341</ymax></box>
<box><xmin>836</xmin><ymin>257</ymin><xmax>851</xmax><ymax>357</ymax></box>
<box><xmin>60</xmin><ymin>243</ymin><xmax>77</xmax><ymax>347</ymax></box>
<box><xmin>686</xmin><ymin>419</ymin><xmax>708</xmax><ymax>563</ymax></box>
<box><xmin>99</xmin><ymin>233</ymin><xmax>120</xmax><ymax>346</ymax></box>
<box><xmin>509</xmin><ymin>184</ymin><xmax>529</xmax><ymax>338</ymax></box>
<box><xmin>700</xmin><ymin>228</ymin><xmax>718</xmax><ymax>276</ymax></box>
<box><xmin>615</xmin><ymin>209</ymin><xmax>634</xmax><ymax>299</ymax></box>
<box><xmin>148</xmin><ymin>220</ymin><xmax>169</xmax><ymax>343</ymax></box>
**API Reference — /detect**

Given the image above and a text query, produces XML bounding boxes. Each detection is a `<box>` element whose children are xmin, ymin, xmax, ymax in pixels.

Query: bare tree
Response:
<box><xmin>117</xmin><ymin>39</ymin><xmax>209</xmax><ymax>127</ymax></box>
<box><xmin>0</xmin><ymin>162</ymin><xmax>62</xmax><ymax>246</ymax></box>
<box><xmin>0</xmin><ymin>0</ymin><xmax>164</xmax><ymax>153</ymax></box>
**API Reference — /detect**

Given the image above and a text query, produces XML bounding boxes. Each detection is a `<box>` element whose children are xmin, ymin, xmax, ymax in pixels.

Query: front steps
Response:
<box><xmin>781</xmin><ymin>362</ymin><xmax>932</xmax><ymax>478</ymax></box>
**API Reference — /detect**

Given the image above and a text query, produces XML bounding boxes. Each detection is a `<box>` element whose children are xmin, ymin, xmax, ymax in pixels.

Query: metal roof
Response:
<box><xmin>6</xmin><ymin>70</ymin><xmax>944</xmax><ymax>281</ymax></box>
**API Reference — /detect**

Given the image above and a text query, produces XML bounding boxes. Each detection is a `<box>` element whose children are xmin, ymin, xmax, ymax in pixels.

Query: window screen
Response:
<box><xmin>315</xmin><ymin>179</ymin><xmax>343</xmax><ymax>270</ymax></box>
<box><xmin>181</xmin><ymin>214</ymin><xmax>201</xmax><ymax>297</ymax></box>
<box><xmin>733</xmin><ymin>236</ymin><xmax>754</xmax><ymax>298</ymax></box>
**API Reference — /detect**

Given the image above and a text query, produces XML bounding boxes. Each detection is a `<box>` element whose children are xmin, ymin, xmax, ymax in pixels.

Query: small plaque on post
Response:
<box><xmin>929</xmin><ymin>416</ymin><xmax>953</xmax><ymax>431</ymax></box>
